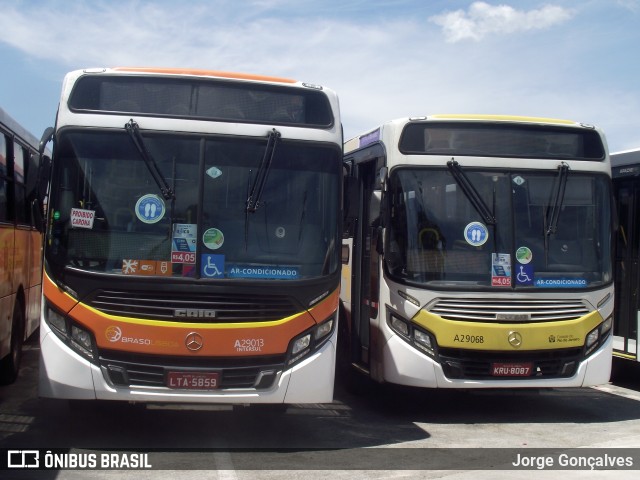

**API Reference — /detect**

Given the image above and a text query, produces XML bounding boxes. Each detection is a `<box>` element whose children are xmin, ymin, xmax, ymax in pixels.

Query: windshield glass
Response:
<box><xmin>47</xmin><ymin>130</ymin><xmax>340</xmax><ymax>280</ymax></box>
<box><xmin>385</xmin><ymin>167</ymin><xmax>612</xmax><ymax>290</ymax></box>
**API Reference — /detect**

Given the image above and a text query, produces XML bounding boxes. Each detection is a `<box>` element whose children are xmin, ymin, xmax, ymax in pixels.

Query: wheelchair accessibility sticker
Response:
<box><xmin>515</xmin><ymin>264</ymin><xmax>534</xmax><ymax>286</ymax></box>
<box><xmin>201</xmin><ymin>254</ymin><xmax>225</xmax><ymax>278</ymax></box>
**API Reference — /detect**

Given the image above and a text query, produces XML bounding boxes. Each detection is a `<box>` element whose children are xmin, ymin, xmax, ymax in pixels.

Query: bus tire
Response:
<box><xmin>0</xmin><ymin>300</ymin><xmax>25</xmax><ymax>385</ymax></box>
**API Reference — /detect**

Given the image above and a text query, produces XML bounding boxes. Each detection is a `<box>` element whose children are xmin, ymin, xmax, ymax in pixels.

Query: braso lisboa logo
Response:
<box><xmin>106</xmin><ymin>326</ymin><xmax>122</xmax><ymax>343</ymax></box>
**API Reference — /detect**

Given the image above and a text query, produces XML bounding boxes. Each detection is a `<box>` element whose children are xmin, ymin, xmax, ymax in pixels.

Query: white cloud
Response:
<box><xmin>0</xmin><ymin>1</ymin><xmax>639</xmax><ymax>151</ymax></box>
<box><xmin>429</xmin><ymin>2</ymin><xmax>574</xmax><ymax>43</ymax></box>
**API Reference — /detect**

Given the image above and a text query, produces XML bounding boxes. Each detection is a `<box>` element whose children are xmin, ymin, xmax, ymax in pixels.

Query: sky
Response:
<box><xmin>1</xmin><ymin>0</ymin><xmax>639</xmax><ymax>153</ymax></box>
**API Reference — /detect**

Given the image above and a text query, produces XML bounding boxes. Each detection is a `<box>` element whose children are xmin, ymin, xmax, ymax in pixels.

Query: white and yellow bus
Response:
<box><xmin>37</xmin><ymin>67</ymin><xmax>342</xmax><ymax>404</ymax></box>
<box><xmin>612</xmin><ymin>148</ymin><xmax>640</xmax><ymax>363</ymax></box>
<box><xmin>0</xmin><ymin>107</ymin><xmax>44</xmax><ymax>384</ymax></box>
<box><xmin>340</xmin><ymin>115</ymin><xmax>614</xmax><ymax>388</ymax></box>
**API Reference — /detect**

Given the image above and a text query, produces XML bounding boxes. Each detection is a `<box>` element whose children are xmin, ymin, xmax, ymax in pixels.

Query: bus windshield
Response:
<box><xmin>48</xmin><ymin>129</ymin><xmax>340</xmax><ymax>280</ymax></box>
<box><xmin>385</xmin><ymin>167</ymin><xmax>612</xmax><ymax>290</ymax></box>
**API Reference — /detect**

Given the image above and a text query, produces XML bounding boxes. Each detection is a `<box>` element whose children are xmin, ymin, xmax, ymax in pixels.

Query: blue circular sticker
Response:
<box><xmin>135</xmin><ymin>194</ymin><xmax>165</xmax><ymax>224</ymax></box>
<box><xmin>464</xmin><ymin>222</ymin><xmax>489</xmax><ymax>246</ymax></box>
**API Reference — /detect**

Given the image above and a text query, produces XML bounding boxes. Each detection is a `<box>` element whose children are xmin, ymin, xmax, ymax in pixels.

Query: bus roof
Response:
<box><xmin>56</xmin><ymin>67</ymin><xmax>339</xmax><ymax>135</ymax></box>
<box><xmin>611</xmin><ymin>148</ymin><xmax>640</xmax><ymax>168</ymax></box>
<box><xmin>0</xmin><ymin>106</ymin><xmax>40</xmax><ymax>150</ymax></box>
<box><xmin>345</xmin><ymin>115</ymin><xmax>599</xmax><ymax>154</ymax></box>
<box><xmin>427</xmin><ymin>114</ymin><xmax>579</xmax><ymax>125</ymax></box>
<box><xmin>112</xmin><ymin>67</ymin><xmax>298</xmax><ymax>84</ymax></box>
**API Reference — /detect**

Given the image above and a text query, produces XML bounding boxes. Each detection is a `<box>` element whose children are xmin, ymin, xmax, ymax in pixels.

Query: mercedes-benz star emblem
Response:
<box><xmin>185</xmin><ymin>332</ymin><xmax>204</xmax><ymax>352</ymax></box>
<box><xmin>508</xmin><ymin>331</ymin><xmax>523</xmax><ymax>348</ymax></box>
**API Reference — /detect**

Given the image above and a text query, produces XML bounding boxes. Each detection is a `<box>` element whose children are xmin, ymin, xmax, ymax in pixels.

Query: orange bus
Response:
<box><xmin>37</xmin><ymin>68</ymin><xmax>342</xmax><ymax>404</ymax></box>
<box><xmin>0</xmin><ymin>107</ymin><xmax>44</xmax><ymax>384</ymax></box>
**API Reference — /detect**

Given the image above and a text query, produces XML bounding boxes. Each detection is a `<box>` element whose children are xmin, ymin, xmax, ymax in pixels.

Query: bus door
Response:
<box><xmin>614</xmin><ymin>178</ymin><xmax>640</xmax><ymax>360</ymax></box>
<box><xmin>344</xmin><ymin>157</ymin><xmax>383</xmax><ymax>373</ymax></box>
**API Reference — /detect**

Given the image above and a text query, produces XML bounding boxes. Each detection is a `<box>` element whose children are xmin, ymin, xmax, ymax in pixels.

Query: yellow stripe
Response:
<box><xmin>613</xmin><ymin>351</ymin><xmax>637</xmax><ymax>360</ymax></box>
<box><xmin>72</xmin><ymin>286</ymin><xmax>339</xmax><ymax>330</ymax></box>
<box><xmin>413</xmin><ymin>309</ymin><xmax>603</xmax><ymax>351</ymax></box>
<box><xmin>75</xmin><ymin>300</ymin><xmax>303</xmax><ymax>330</ymax></box>
<box><xmin>429</xmin><ymin>114</ymin><xmax>577</xmax><ymax>125</ymax></box>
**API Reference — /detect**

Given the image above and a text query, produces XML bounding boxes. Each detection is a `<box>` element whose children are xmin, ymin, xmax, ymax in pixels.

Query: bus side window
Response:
<box><xmin>0</xmin><ymin>134</ymin><xmax>8</xmax><ymax>222</ymax></box>
<box><xmin>13</xmin><ymin>142</ymin><xmax>28</xmax><ymax>225</ymax></box>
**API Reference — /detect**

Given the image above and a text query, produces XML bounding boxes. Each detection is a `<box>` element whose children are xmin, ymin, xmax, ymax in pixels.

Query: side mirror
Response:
<box><xmin>39</xmin><ymin>127</ymin><xmax>54</xmax><ymax>156</ymax></box>
<box><xmin>37</xmin><ymin>155</ymin><xmax>52</xmax><ymax>203</ymax></box>
<box><xmin>29</xmin><ymin>154</ymin><xmax>52</xmax><ymax>233</ymax></box>
<box><xmin>31</xmin><ymin>198</ymin><xmax>45</xmax><ymax>233</ymax></box>
<box><xmin>375</xmin><ymin>166</ymin><xmax>388</xmax><ymax>190</ymax></box>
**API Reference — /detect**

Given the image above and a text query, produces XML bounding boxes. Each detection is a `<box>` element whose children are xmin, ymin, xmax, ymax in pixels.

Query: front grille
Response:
<box><xmin>86</xmin><ymin>289</ymin><xmax>300</xmax><ymax>322</ymax></box>
<box><xmin>99</xmin><ymin>350</ymin><xmax>286</xmax><ymax>389</ymax></box>
<box><xmin>428</xmin><ymin>298</ymin><xmax>590</xmax><ymax>322</ymax></box>
<box><xmin>439</xmin><ymin>347</ymin><xmax>582</xmax><ymax>380</ymax></box>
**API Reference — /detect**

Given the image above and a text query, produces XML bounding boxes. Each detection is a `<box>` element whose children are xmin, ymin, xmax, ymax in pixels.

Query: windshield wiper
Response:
<box><xmin>246</xmin><ymin>128</ymin><xmax>281</xmax><ymax>213</ymax></box>
<box><xmin>545</xmin><ymin>162</ymin><xmax>570</xmax><ymax>236</ymax></box>
<box><xmin>447</xmin><ymin>159</ymin><xmax>496</xmax><ymax>225</ymax></box>
<box><xmin>125</xmin><ymin>119</ymin><xmax>175</xmax><ymax>200</ymax></box>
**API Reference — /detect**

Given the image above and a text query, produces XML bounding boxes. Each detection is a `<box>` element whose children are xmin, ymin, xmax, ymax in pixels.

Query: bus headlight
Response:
<box><xmin>315</xmin><ymin>318</ymin><xmax>334</xmax><ymax>341</ymax></box>
<box><xmin>389</xmin><ymin>314</ymin><xmax>410</xmax><ymax>337</ymax></box>
<box><xmin>388</xmin><ymin>312</ymin><xmax>438</xmax><ymax>359</ymax></box>
<box><xmin>71</xmin><ymin>325</ymin><xmax>95</xmax><ymax>359</ymax></box>
<box><xmin>414</xmin><ymin>328</ymin><xmax>435</xmax><ymax>355</ymax></box>
<box><xmin>44</xmin><ymin>302</ymin><xmax>97</xmax><ymax>362</ymax></box>
<box><xmin>584</xmin><ymin>315</ymin><xmax>613</xmax><ymax>358</ymax></box>
<box><xmin>287</xmin><ymin>315</ymin><xmax>335</xmax><ymax>367</ymax></box>
<box><xmin>291</xmin><ymin>334</ymin><xmax>311</xmax><ymax>357</ymax></box>
<box><xmin>47</xmin><ymin>306</ymin><xmax>67</xmax><ymax>334</ymax></box>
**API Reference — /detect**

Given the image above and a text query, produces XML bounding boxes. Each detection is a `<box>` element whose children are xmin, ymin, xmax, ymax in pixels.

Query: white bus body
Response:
<box><xmin>340</xmin><ymin>115</ymin><xmax>614</xmax><ymax>388</ymax></box>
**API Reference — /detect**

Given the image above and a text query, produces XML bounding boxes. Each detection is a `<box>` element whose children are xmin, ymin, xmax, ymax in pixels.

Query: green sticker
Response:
<box><xmin>516</xmin><ymin>246</ymin><xmax>533</xmax><ymax>264</ymax></box>
<box><xmin>202</xmin><ymin>228</ymin><xmax>224</xmax><ymax>250</ymax></box>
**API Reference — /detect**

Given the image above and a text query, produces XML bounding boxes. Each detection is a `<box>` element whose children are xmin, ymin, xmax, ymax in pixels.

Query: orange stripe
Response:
<box><xmin>70</xmin><ymin>302</ymin><xmax>315</xmax><ymax>356</ymax></box>
<box><xmin>43</xmin><ymin>272</ymin><xmax>79</xmax><ymax>313</ymax></box>
<box><xmin>44</xmin><ymin>270</ymin><xmax>338</xmax><ymax>356</ymax></box>
<box><xmin>112</xmin><ymin>67</ymin><xmax>297</xmax><ymax>84</ymax></box>
<box><xmin>308</xmin><ymin>288</ymin><xmax>340</xmax><ymax>323</ymax></box>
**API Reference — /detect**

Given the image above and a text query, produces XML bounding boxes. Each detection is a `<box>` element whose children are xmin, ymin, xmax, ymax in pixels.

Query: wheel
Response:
<box><xmin>0</xmin><ymin>301</ymin><xmax>25</xmax><ymax>385</ymax></box>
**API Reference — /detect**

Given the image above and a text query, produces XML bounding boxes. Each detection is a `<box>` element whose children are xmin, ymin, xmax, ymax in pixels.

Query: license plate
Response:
<box><xmin>491</xmin><ymin>362</ymin><xmax>533</xmax><ymax>377</ymax></box>
<box><xmin>166</xmin><ymin>371</ymin><xmax>220</xmax><ymax>390</ymax></box>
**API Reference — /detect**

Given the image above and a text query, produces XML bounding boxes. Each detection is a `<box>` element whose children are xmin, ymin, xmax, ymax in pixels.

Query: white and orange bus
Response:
<box><xmin>37</xmin><ymin>67</ymin><xmax>342</xmax><ymax>404</ymax></box>
<box><xmin>340</xmin><ymin>115</ymin><xmax>614</xmax><ymax>389</ymax></box>
<box><xmin>0</xmin><ymin>107</ymin><xmax>44</xmax><ymax>384</ymax></box>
